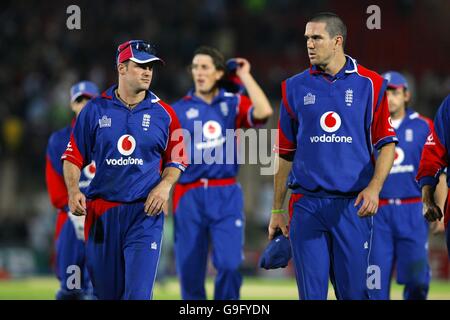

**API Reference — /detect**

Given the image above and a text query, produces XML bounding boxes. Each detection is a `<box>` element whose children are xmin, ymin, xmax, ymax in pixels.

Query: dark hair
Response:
<box><xmin>309</xmin><ymin>12</ymin><xmax>347</xmax><ymax>48</ymax></box>
<box><xmin>192</xmin><ymin>46</ymin><xmax>226</xmax><ymax>72</ymax></box>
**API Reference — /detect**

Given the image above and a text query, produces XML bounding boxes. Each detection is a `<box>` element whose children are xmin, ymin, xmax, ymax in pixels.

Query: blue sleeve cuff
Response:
<box><xmin>418</xmin><ymin>176</ymin><xmax>439</xmax><ymax>188</ymax></box>
<box><xmin>164</xmin><ymin>162</ymin><xmax>187</xmax><ymax>172</ymax></box>
<box><xmin>374</xmin><ymin>136</ymin><xmax>398</xmax><ymax>150</ymax></box>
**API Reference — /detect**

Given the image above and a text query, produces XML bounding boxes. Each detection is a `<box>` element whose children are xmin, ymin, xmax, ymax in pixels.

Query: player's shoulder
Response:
<box><xmin>407</xmin><ymin>110</ymin><xmax>433</xmax><ymax>129</ymax></box>
<box><xmin>153</xmin><ymin>93</ymin><xmax>178</xmax><ymax>123</ymax></box>
<box><xmin>284</xmin><ymin>68</ymin><xmax>310</xmax><ymax>87</ymax></box>
<box><xmin>48</xmin><ymin>125</ymin><xmax>71</xmax><ymax>144</ymax></box>
<box><xmin>355</xmin><ymin>64</ymin><xmax>384</xmax><ymax>84</ymax></box>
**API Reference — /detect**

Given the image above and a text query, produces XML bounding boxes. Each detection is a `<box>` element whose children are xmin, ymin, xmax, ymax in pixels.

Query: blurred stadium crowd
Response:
<box><xmin>0</xmin><ymin>0</ymin><xmax>449</xmax><ymax>276</ymax></box>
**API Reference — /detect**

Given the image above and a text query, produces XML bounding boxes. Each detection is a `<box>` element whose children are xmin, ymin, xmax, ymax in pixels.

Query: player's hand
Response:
<box><xmin>68</xmin><ymin>190</ymin><xmax>87</xmax><ymax>216</ymax></box>
<box><xmin>423</xmin><ymin>200</ymin><xmax>443</xmax><ymax>223</ymax></box>
<box><xmin>145</xmin><ymin>180</ymin><xmax>171</xmax><ymax>216</ymax></box>
<box><xmin>430</xmin><ymin>219</ymin><xmax>445</xmax><ymax>234</ymax></box>
<box><xmin>235</xmin><ymin>58</ymin><xmax>251</xmax><ymax>77</ymax></box>
<box><xmin>268</xmin><ymin>212</ymin><xmax>289</xmax><ymax>240</ymax></box>
<box><xmin>355</xmin><ymin>185</ymin><xmax>379</xmax><ymax>217</ymax></box>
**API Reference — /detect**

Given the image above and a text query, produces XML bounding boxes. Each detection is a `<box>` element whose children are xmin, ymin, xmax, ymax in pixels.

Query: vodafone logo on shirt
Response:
<box><xmin>117</xmin><ymin>135</ymin><xmax>136</xmax><ymax>156</ymax></box>
<box><xmin>320</xmin><ymin>112</ymin><xmax>341</xmax><ymax>133</ymax></box>
<box><xmin>310</xmin><ymin>111</ymin><xmax>353</xmax><ymax>144</ymax></box>
<box><xmin>390</xmin><ymin>147</ymin><xmax>414</xmax><ymax>174</ymax></box>
<box><xmin>106</xmin><ymin>134</ymin><xmax>144</xmax><ymax>166</ymax></box>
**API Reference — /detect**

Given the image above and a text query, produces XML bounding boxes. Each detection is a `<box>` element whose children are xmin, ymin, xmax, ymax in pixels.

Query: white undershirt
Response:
<box><xmin>390</xmin><ymin>118</ymin><xmax>403</xmax><ymax>130</ymax></box>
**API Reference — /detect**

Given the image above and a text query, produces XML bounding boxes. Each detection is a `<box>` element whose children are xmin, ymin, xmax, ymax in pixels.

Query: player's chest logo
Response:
<box><xmin>345</xmin><ymin>89</ymin><xmax>353</xmax><ymax>107</ymax></box>
<box><xmin>220</xmin><ymin>102</ymin><xmax>229</xmax><ymax>116</ymax></box>
<box><xmin>142</xmin><ymin>114</ymin><xmax>151</xmax><ymax>131</ymax></box>
<box><xmin>304</xmin><ymin>92</ymin><xmax>316</xmax><ymax>106</ymax></box>
<box><xmin>186</xmin><ymin>107</ymin><xmax>199</xmax><ymax>119</ymax></box>
<box><xmin>405</xmin><ymin>129</ymin><xmax>413</xmax><ymax>142</ymax></box>
<box><xmin>99</xmin><ymin>115</ymin><xmax>112</xmax><ymax>128</ymax></box>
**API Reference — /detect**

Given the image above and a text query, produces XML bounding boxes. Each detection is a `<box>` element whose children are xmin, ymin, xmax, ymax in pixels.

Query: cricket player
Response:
<box><xmin>371</xmin><ymin>71</ymin><xmax>440</xmax><ymax>300</ymax></box>
<box><xmin>269</xmin><ymin>12</ymin><xmax>397</xmax><ymax>300</ymax></box>
<box><xmin>45</xmin><ymin>80</ymin><xmax>99</xmax><ymax>300</ymax></box>
<box><xmin>171</xmin><ymin>46</ymin><xmax>273</xmax><ymax>300</ymax></box>
<box><xmin>62</xmin><ymin>40</ymin><xmax>187</xmax><ymax>300</ymax></box>
<box><xmin>417</xmin><ymin>94</ymin><xmax>450</xmax><ymax>259</ymax></box>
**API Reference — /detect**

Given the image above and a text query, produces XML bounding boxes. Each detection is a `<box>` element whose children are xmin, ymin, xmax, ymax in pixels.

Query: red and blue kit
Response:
<box><xmin>62</xmin><ymin>85</ymin><xmax>186</xmax><ymax>299</ymax></box>
<box><xmin>372</xmin><ymin>109</ymin><xmax>433</xmax><ymax>300</ymax></box>
<box><xmin>171</xmin><ymin>89</ymin><xmax>266</xmax><ymax>300</ymax></box>
<box><xmin>275</xmin><ymin>56</ymin><xmax>397</xmax><ymax>299</ymax></box>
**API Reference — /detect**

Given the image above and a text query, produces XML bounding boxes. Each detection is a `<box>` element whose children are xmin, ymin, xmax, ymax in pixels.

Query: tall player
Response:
<box><xmin>45</xmin><ymin>80</ymin><xmax>99</xmax><ymax>299</ymax></box>
<box><xmin>62</xmin><ymin>40</ymin><xmax>187</xmax><ymax>300</ymax></box>
<box><xmin>417</xmin><ymin>94</ymin><xmax>450</xmax><ymax>259</ymax></box>
<box><xmin>171</xmin><ymin>46</ymin><xmax>273</xmax><ymax>300</ymax></box>
<box><xmin>269</xmin><ymin>12</ymin><xmax>397</xmax><ymax>300</ymax></box>
<box><xmin>371</xmin><ymin>71</ymin><xmax>445</xmax><ymax>300</ymax></box>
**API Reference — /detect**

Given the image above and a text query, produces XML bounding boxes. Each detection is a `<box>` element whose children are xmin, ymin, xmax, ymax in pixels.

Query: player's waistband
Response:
<box><xmin>379</xmin><ymin>197</ymin><xmax>422</xmax><ymax>206</ymax></box>
<box><xmin>177</xmin><ymin>177</ymin><xmax>237</xmax><ymax>189</ymax></box>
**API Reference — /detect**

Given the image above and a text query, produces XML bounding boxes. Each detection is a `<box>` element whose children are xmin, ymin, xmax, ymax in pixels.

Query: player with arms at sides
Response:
<box><xmin>371</xmin><ymin>71</ymin><xmax>446</xmax><ymax>300</ymax></box>
<box><xmin>62</xmin><ymin>40</ymin><xmax>187</xmax><ymax>300</ymax></box>
<box><xmin>171</xmin><ymin>46</ymin><xmax>273</xmax><ymax>300</ymax></box>
<box><xmin>46</xmin><ymin>81</ymin><xmax>99</xmax><ymax>300</ymax></box>
<box><xmin>417</xmin><ymin>94</ymin><xmax>450</xmax><ymax>259</ymax></box>
<box><xmin>269</xmin><ymin>12</ymin><xmax>397</xmax><ymax>300</ymax></box>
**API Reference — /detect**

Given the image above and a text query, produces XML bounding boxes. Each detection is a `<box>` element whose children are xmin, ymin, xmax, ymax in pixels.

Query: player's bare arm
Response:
<box><xmin>63</xmin><ymin>160</ymin><xmax>86</xmax><ymax>216</ymax></box>
<box><xmin>269</xmin><ymin>154</ymin><xmax>293</xmax><ymax>239</ymax></box>
<box><xmin>145</xmin><ymin>167</ymin><xmax>182</xmax><ymax>216</ymax></box>
<box><xmin>430</xmin><ymin>173</ymin><xmax>447</xmax><ymax>233</ymax></box>
<box><xmin>422</xmin><ymin>184</ymin><xmax>444</xmax><ymax>223</ymax></box>
<box><xmin>234</xmin><ymin>58</ymin><xmax>273</xmax><ymax>120</ymax></box>
<box><xmin>355</xmin><ymin>142</ymin><xmax>395</xmax><ymax>217</ymax></box>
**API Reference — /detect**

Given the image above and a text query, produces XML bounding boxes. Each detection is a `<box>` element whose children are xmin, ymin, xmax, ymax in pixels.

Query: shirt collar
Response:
<box><xmin>309</xmin><ymin>55</ymin><xmax>358</xmax><ymax>80</ymax></box>
<box><xmin>102</xmin><ymin>85</ymin><xmax>159</xmax><ymax>109</ymax></box>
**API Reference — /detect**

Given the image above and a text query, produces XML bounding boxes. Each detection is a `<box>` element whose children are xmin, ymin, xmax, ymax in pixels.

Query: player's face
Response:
<box><xmin>71</xmin><ymin>96</ymin><xmax>91</xmax><ymax>115</ymax></box>
<box><xmin>387</xmin><ymin>87</ymin><xmax>410</xmax><ymax>115</ymax></box>
<box><xmin>304</xmin><ymin>22</ymin><xmax>336</xmax><ymax>66</ymax></box>
<box><xmin>121</xmin><ymin>61</ymin><xmax>153</xmax><ymax>91</ymax></box>
<box><xmin>191</xmin><ymin>54</ymin><xmax>224</xmax><ymax>95</ymax></box>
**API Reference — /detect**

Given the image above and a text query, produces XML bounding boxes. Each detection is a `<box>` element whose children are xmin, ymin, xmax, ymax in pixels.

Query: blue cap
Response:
<box><xmin>116</xmin><ymin>40</ymin><xmax>164</xmax><ymax>65</ymax></box>
<box><xmin>259</xmin><ymin>234</ymin><xmax>292</xmax><ymax>270</ymax></box>
<box><xmin>382</xmin><ymin>71</ymin><xmax>409</xmax><ymax>90</ymax></box>
<box><xmin>70</xmin><ymin>81</ymin><xmax>100</xmax><ymax>102</ymax></box>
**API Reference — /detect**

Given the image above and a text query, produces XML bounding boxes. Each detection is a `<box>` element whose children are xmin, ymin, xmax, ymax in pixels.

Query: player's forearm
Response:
<box><xmin>273</xmin><ymin>154</ymin><xmax>293</xmax><ymax>209</ymax></box>
<box><xmin>369</xmin><ymin>142</ymin><xmax>396</xmax><ymax>192</ymax></box>
<box><xmin>239</xmin><ymin>73</ymin><xmax>273</xmax><ymax>119</ymax></box>
<box><xmin>159</xmin><ymin>167</ymin><xmax>182</xmax><ymax>191</ymax></box>
<box><xmin>63</xmin><ymin>160</ymin><xmax>82</xmax><ymax>195</ymax></box>
<box><xmin>434</xmin><ymin>173</ymin><xmax>448</xmax><ymax>211</ymax></box>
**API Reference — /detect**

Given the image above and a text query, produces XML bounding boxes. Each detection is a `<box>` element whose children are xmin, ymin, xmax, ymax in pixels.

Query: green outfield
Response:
<box><xmin>0</xmin><ymin>276</ymin><xmax>449</xmax><ymax>300</ymax></box>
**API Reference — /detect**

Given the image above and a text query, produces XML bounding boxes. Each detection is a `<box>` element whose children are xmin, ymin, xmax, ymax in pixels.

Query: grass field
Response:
<box><xmin>0</xmin><ymin>276</ymin><xmax>450</xmax><ymax>300</ymax></box>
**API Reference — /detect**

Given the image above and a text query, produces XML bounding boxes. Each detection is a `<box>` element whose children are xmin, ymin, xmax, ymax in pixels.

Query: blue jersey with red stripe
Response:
<box><xmin>171</xmin><ymin>89</ymin><xmax>263</xmax><ymax>183</ymax></box>
<box><xmin>380</xmin><ymin>109</ymin><xmax>432</xmax><ymax>199</ymax></box>
<box><xmin>275</xmin><ymin>56</ymin><xmax>398</xmax><ymax>198</ymax></box>
<box><xmin>46</xmin><ymin>122</ymin><xmax>96</xmax><ymax>212</ymax></box>
<box><xmin>417</xmin><ymin>94</ymin><xmax>450</xmax><ymax>189</ymax></box>
<box><xmin>61</xmin><ymin>85</ymin><xmax>187</xmax><ymax>202</ymax></box>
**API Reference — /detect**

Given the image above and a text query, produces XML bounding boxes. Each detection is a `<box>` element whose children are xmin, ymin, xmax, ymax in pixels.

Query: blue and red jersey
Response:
<box><xmin>46</xmin><ymin>122</ymin><xmax>96</xmax><ymax>212</ymax></box>
<box><xmin>61</xmin><ymin>85</ymin><xmax>187</xmax><ymax>202</ymax></box>
<box><xmin>417</xmin><ymin>95</ymin><xmax>450</xmax><ymax>189</ymax></box>
<box><xmin>171</xmin><ymin>89</ymin><xmax>265</xmax><ymax>183</ymax></box>
<box><xmin>274</xmin><ymin>56</ymin><xmax>398</xmax><ymax>197</ymax></box>
<box><xmin>380</xmin><ymin>109</ymin><xmax>433</xmax><ymax>199</ymax></box>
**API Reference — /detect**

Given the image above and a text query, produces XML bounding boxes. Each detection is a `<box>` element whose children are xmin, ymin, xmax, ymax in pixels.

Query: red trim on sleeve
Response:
<box><xmin>274</xmin><ymin>120</ymin><xmax>296</xmax><ymax>155</ymax></box>
<box><xmin>61</xmin><ymin>134</ymin><xmax>84</xmax><ymax>169</ymax></box>
<box><xmin>159</xmin><ymin>100</ymin><xmax>188</xmax><ymax>169</ymax></box>
<box><xmin>417</xmin><ymin>128</ymin><xmax>448</xmax><ymax>182</ymax></box>
<box><xmin>235</xmin><ymin>95</ymin><xmax>254</xmax><ymax>128</ymax></box>
<box><xmin>45</xmin><ymin>156</ymin><xmax>68</xmax><ymax>210</ymax></box>
<box><xmin>281</xmin><ymin>80</ymin><xmax>296</xmax><ymax>120</ymax></box>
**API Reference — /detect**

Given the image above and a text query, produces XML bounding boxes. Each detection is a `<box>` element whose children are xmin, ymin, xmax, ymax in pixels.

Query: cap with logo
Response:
<box><xmin>259</xmin><ymin>233</ymin><xmax>292</xmax><ymax>270</ymax></box>
<box><xmin>116</xmin><ymin>40</ymin><xmax>164</xmax><ymax>66</ymax></box>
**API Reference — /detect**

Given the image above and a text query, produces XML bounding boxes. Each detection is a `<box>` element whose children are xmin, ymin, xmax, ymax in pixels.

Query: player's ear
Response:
<box><xmin>216</xmin><ymin>69</ymin><xmax>224</xmax><ymax>81</ymax></box>
<box><xmin>335</xmin><ymin>35</ymin><xmax>344</xmax><ymax>48</ymax></box>
<box><xmin>117</xmin><ymin>62</ymin><xmax>127</xmax><ymax>75</ymax></box>
<box><xmin>404</xmin><ymin>89</ymin><xmax>411</xmax><ymax>103</ymax></box>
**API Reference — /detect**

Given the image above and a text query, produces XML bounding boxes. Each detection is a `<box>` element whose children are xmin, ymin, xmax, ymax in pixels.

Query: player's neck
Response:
<box><xmin>322</xmin><ymin>53</ymin><xmax>346</xmax><ymax>76</ymax></box>
<box><xmin>116</xmin><ymin>84</ymin><xmax>146</xmax><ymax>109</ymax></box>
<box><xmin>391</xmin><ymin>108</ymin><xmax>406</xmax><ymax>121</ymax></box>
<box><xmin>195</xmin><ymin>87</ymin><xmax>219</xmax><ymax>104</ymax></box>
